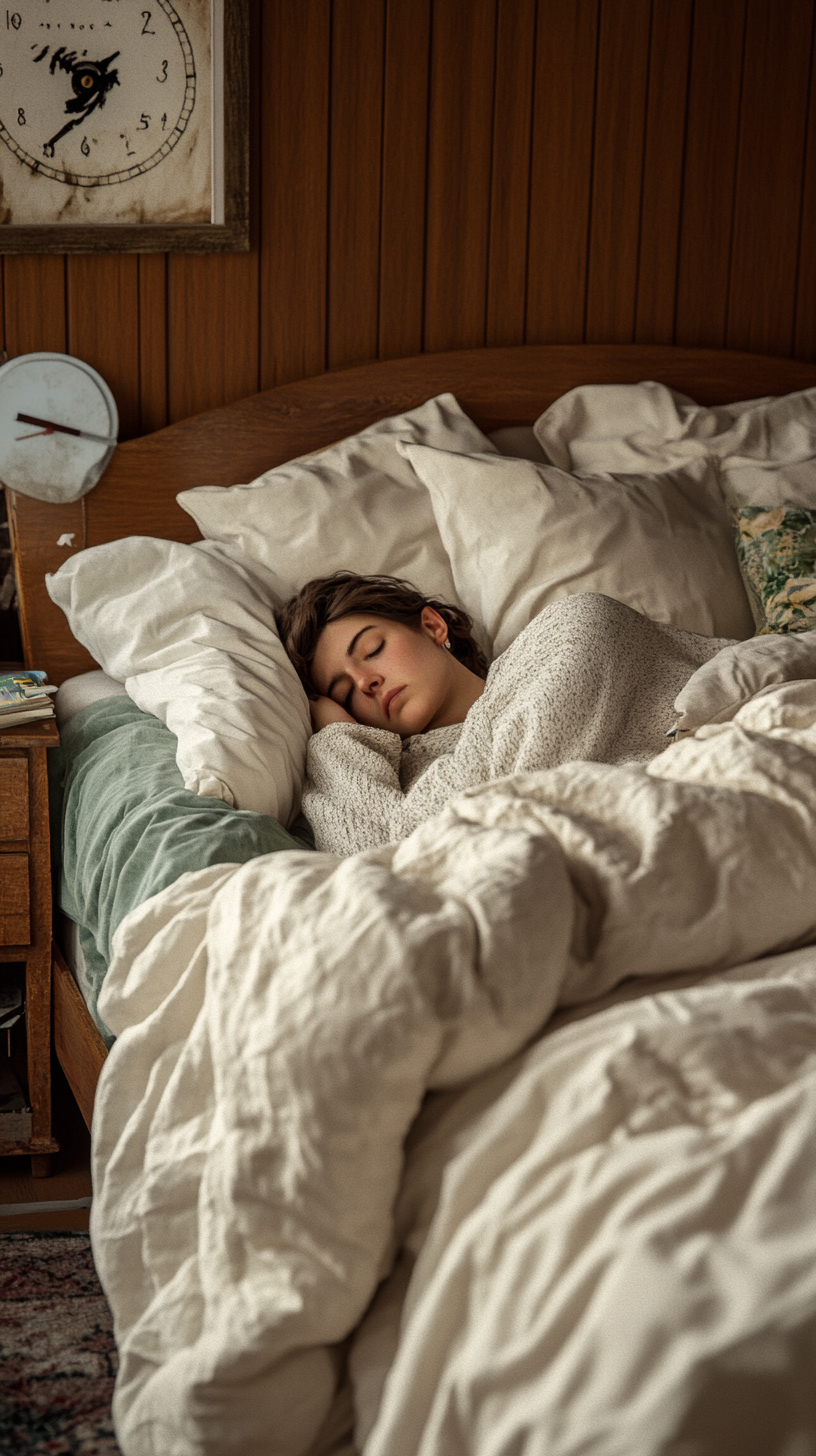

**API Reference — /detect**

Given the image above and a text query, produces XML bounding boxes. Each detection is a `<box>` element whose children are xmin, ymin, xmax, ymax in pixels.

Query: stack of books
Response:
<box><xmin>0</xmin><ymin>669</ymin><xmax>56</xmax><ymax>729</ymax></box>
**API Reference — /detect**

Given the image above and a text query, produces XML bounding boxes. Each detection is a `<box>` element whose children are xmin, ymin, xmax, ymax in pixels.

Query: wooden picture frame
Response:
<box><xmin>0</xmin><ymin>0</ymin><xmax>248</xmax><ymax>254</ymax></box>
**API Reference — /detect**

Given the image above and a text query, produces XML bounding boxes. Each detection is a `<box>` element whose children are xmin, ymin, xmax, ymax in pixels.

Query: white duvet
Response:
<box><xmin>92</xmin><ymin>680</ymin><xmax>816</xmax><ymax>1456</ymax></box>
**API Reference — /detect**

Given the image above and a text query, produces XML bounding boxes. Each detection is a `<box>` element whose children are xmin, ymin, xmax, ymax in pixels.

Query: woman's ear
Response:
<box><xmin>420</xmin><ymin>605</ymin><xmax>449</xmax><ymax>646</ymax></box>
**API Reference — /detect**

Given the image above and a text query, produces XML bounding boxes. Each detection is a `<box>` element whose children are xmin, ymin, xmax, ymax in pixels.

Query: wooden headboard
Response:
<box><xmin>9</xmin><ymin>344</ymin><xmax>816</xmax><ymax>686</ymax></box>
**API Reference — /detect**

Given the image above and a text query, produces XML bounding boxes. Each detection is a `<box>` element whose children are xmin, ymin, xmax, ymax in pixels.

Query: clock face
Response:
<box><xmin>0</xmin><ymin>0</ymin><xmax>215</xmax><ymax>226</ymax></box>
<box><xmin>0</xmin><ymin>352</ymin><xmax>118</xmax><ymax>502</ymax></box>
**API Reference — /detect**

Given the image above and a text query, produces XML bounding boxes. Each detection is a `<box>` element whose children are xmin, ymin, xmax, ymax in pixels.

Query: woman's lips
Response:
<box><xmin>383</xmin><ymin>686</ymin><xmax>405</xmax><ymax>720</ymax></box>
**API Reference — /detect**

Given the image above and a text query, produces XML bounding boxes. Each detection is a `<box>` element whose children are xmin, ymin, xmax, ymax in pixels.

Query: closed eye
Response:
<box><xmin>329</xmin><ymin>634</ymin><xmax>384</xmax><ymax>708</ymax></box>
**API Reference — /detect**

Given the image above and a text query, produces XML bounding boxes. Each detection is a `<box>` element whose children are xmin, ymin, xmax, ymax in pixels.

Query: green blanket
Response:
<box><xmin>50</xmin><ymin>697</ymin><xmax>314</xmax><ymax>1045</ymax></box>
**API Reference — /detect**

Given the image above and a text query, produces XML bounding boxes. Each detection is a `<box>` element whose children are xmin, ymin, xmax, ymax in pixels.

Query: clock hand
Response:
<box><xmin>42</xmin><ymin>49</ymin><xmax>121</xmax><ymax>154</ymax></box>
<box><xmin>15</xmin><ymin>412</ymin><xmax>116</xmax><ymax>445</ymax></box>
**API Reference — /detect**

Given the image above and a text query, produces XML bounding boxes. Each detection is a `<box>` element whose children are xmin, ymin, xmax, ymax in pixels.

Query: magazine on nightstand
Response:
<box><xmin>0</xmin><ymin>669</ymin><xmax>56</xmax><ymax>728</ymax></box>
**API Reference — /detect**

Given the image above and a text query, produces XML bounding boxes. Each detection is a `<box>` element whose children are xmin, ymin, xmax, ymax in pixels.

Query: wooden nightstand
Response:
<box><xmin>0</xmin><ymin>716</ymin><xmax>60</xmax><ymax>1176</ymax></box>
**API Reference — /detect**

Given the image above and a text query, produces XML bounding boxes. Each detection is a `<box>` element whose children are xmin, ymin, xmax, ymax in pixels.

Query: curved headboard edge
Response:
<box><xmin>9</xmin><ymin>344</ymin><xmax>816</xmax><ymax>684</ymax></box>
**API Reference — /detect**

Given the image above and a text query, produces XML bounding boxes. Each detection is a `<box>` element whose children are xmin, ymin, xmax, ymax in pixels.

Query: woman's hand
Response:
<box><xmin>310</xmin><ymin>695</ymin><xmax>356</xmax><ymax>732</ymax></box>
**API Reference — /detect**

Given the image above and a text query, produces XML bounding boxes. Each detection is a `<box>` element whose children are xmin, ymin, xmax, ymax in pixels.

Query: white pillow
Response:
<box><xmin>177</xmin><ymin>394</ymin><xmax>498</xmax><ymax>615</ymax></box>
<box><xmin>533</xmin><ymin>380</ymin><xmax>816</xmax><ymax>509</ymax></box>
<box><xmin>716</xmin><ymin>390</ymin><xmax>816</xmax><ymax>508</ymax></box>
<box><xmin>46</xmin><ymin>538</ymin><xmax>310</xmax><ymax>827</ymax></box>
<box><xmin>673</xmin><ymin>629</ymin><xmax>816</xmax><ymax>737</ymax></box>
<box><xmin>533</xmin><ymin>381</ymin><xmax>707</xmax><ymax>474</ymax></box>
<box><xmin>398</xmin><ymin>442</ymin><xmax>755</xmax><ymax>657</ymax></box>
<box><xmin>55</xmin><ymin>669</ymin><xmax>128</xmax><ymax>728</ymax></box>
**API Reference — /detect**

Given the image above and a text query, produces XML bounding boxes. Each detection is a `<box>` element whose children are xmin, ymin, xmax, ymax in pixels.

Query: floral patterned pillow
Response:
<box><xmin>731</xmin><ymin>506</ymin><xmax>816</xmax><ymax>633</ymax></box>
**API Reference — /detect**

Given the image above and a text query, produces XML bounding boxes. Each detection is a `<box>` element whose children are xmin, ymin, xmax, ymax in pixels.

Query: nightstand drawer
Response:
<box><xmin>0</xmin><ymin>758</ymin><xmax>29</xmax><ymax>842</ymax></box>
<box><xmin>0</xmin><ymin>853</ymin><xmax>30</xmax><ymax>944</ymax></box>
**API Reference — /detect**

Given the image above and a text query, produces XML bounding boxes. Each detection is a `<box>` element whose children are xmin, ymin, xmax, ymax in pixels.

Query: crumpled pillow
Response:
<box><xmin>47</xmin><ymin>537</ymin><xmax>310</xmax><ymax>827</ymax></box>
<box><xmin>533</xmin><ymin>380</ymin><xmax>816</xmax><ymax>510</ymax></box>
<box><xmin>673</xmin><ymin>628</ymin><xmax>816</xmax><ymax>739</ymax></box>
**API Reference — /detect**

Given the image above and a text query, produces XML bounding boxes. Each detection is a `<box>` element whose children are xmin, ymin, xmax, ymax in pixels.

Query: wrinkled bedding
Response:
<box><xmin>91</xmin><ymin>677</ymin><xmax>816</xmax><ymax>1456</ymax></box>
<box><xmin>358</xmin><ymin>943</ymin><xmax>816</xmax><ymax>1456</ymax></box>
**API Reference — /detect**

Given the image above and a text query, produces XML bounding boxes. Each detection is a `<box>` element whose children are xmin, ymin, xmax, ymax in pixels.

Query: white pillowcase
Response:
<box><xmin>177</xmin><ymin>394</ymin><xmax>498</xmax><ymax>615</ymax></box>
<box><xmin>46</xmin><ymin>538</ymin><xmax>310</xmax><ymax>827</ymax></box>
<box><xmin>673</xmin><ymin>630</ymin><xmax>816</xmax><ymax>737</ymax></box>
<box><xmin>398</xmin><ymin>442</ymin><xmax>755</xmax><ymax>657</ymax></box>
<box><xmin>533</xmin><ymin>380</ymin><xmax>816</xmax><ymax>509</ymax></box>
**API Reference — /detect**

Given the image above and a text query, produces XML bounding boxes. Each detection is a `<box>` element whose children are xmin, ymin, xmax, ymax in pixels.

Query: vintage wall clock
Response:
<box><xmin>0</xmin><ymin>0</ymin><xmax>248</xmax><ymax>252</ymax></box>
<box><xmin>0</xmin><ymin>351</ymin><xmax>118</xmax><ymax>501</ymax></box>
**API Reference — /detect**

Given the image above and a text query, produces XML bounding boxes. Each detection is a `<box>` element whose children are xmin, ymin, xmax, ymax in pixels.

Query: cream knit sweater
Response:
<box><xmin>303</xmin><ymin>593</ymin><xmax>734</xmax><ymax>856</ymax></box>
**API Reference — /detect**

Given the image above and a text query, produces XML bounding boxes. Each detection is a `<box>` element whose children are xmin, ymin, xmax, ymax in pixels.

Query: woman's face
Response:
<box><xmin>311</xmin><ymin>608</ymin><xmax>459</xmax><ymax>736</ymax></box>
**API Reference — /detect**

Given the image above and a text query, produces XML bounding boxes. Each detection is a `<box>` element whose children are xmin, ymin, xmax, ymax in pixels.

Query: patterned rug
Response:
<box><xmin>0</xmin><ymin>1231</ymin><xmax>120</xmax><ymax>1455</ymax></box>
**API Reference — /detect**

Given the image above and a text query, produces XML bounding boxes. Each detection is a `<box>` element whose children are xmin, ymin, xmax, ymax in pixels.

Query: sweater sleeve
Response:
<box><xmin>303</xmin><ymin>723</ymin><xmax>407</xmax><ymax>855</ymax></box>
<box><xmin>302</xmin><ymin>720</ymin><xmax>480</xmax><ymax>855</ymax></box>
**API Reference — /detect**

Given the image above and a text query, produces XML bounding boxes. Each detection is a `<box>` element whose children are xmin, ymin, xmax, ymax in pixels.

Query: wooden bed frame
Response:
<box><xmin>7</xmin><ymin>343</ymin><xmax>816</xmax><ymax>1131</ymax></box>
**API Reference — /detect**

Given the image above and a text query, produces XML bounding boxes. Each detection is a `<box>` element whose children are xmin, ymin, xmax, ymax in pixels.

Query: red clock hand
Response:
<box><xmin>15</xmin><ymin>412</ymin><xmax>115</xmax><ymax>445</ymax></box>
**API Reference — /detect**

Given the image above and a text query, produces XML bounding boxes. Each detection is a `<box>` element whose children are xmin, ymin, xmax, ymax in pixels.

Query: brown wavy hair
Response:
<box><xmin>278</xmin><ymin>572</ymin><xmax>488</xmax><ymax>696</ymax></box>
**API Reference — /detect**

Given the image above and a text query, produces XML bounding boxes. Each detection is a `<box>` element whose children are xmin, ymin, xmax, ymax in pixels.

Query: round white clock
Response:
<box><xmin>0</xmin><ymin>0</ymin><xmax>215</xmax><ymax>227</ymax></box>
<box><xmin>0</xmin><ymin>352</ymin><xmax>118</xmax><ymax>503</ymax></box>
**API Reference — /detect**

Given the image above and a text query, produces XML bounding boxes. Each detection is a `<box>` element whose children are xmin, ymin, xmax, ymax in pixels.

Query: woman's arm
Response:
<box><xmin>310</xmin><ymin>695</ymin><xmax>356</xmax><ymax>732</ymax></box>
<box><xmin>303</xmin><ymin>714</ymin><xmax>486</xmax><ymax>856</ymax></box>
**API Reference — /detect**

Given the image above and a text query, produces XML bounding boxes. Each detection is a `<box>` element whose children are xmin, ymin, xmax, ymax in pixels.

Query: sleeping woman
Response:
<box><xmin>278</xmin><ymin>573</ymin><xmax>735</xmax><ymax>857</ymax></box>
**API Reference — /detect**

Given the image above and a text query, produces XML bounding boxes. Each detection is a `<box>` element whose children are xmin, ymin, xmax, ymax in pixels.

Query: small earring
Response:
<box><xmin>443</xmin><ymin>638</ymin><xmax>452</xmax><ymax>651</ymax></box>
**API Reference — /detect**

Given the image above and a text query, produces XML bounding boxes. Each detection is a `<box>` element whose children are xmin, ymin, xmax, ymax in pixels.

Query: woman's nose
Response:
<box><xmin>352</xmin><ymin>665</ymin><xmax>383</xmax><ymax>695</ymax></box>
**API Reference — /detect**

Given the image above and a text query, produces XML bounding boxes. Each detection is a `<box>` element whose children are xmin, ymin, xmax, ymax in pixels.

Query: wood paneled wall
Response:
<box><xmin>2</xmin><ymin>0</ymin><xmax>815</xmax><ymax>441</ymax></box>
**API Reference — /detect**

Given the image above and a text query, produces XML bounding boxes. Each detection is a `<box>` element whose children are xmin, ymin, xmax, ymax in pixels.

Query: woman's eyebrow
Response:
<box><xmin>327</xmin><ymin>625</ymin><xmax>377</xmax><ymax>697</ymax></box>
